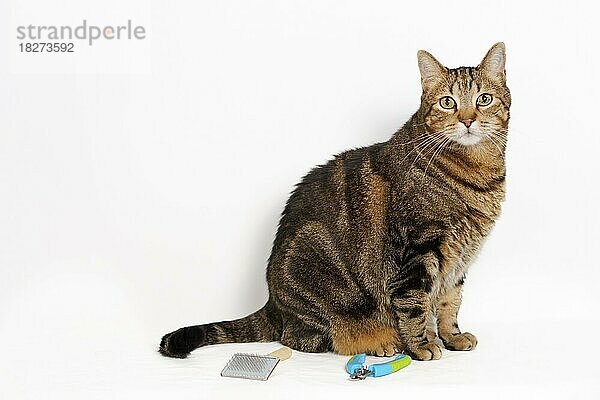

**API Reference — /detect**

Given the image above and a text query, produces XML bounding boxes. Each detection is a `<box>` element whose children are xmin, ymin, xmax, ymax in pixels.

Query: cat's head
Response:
<box><xmin>417</xmin><ymin>42</ymin><xmax>510</xmax><ymax>147</ymax></box>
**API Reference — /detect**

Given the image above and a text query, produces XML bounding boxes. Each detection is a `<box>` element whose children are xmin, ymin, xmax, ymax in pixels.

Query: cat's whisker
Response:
<box><xmin>487</xmin><ymin>131</ymin><xmax>508</xmax><ymax>145</ymax></box>
<box><xmin>423</xmin><ymin>136</ymin><xmax>452</xmax><ymax>178</ymax></box>
<box><xmin>398</xmin><ymin>129</ymin><xmax>448</xmax><ymax>165</ymax></box>
<box><xmin>398</xmin><ymin>137</ymin><xmax>434</xmax><ymax>164</ymax></box>
<box><xmin>406</xmin><ymin>138</ymin><xmax>442</xmax><ymax>168</ymax></box>
<box><xmin>483</xmin><ymin>125</ymin><xmax>511</xmax><ymax>137</ymax></box>
<box><xmin>491</xmin><ymin>136</ymin><xmax>508</xmax><ymax>146</ymax></box>
<box><xmin>485</xmin><ymin>134</ymin><xmax>504</xmax><ymax>154</ymax></box>
<box><xmin>399</xmin><ymin>131</ymin><xmax>434</xmax><ymax>147</ymax></box>
<box><xmin>409</xmin><ymin>133</ymin><xmax>448</xmax><ymax>173</ymax></box>
<box><xmin>480</xmin><ymin>126</ymin><xmax>508</xmax><ymax>140</ymax></box>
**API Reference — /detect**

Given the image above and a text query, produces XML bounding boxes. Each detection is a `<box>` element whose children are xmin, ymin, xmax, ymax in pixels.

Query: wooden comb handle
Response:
<box><xmin>268</xmin><ymin>346</ymin><xmax>292</xmax><ymax>361</ymax></box>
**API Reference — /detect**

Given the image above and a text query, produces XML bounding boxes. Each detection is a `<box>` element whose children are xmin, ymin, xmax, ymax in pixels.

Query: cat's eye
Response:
<box><xmin>439</xmin><ymin>96</ymin><xmax>456</xmax><ymax>109</ymax></box>
<box><xmin>476</xmin><ymin>93</ymin><xmax>493</xmax><ymax>107</ymax></box>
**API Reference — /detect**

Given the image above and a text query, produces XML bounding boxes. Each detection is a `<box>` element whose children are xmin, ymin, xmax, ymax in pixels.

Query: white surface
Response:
<box><xmin>1</xmin><ymin>0</ymin><xmax>599</xmax><ymax>399</ymax></box>
<box><xmin>4</xmin><ymin>323</ymin><xmax>599</xmax><ymax>399</ymax></box>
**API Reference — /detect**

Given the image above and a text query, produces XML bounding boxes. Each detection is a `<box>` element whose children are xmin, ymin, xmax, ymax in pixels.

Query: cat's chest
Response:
<box><xmin>435</xmin><ymin>215</ymin><xmax>494</xmax><ymax>293</ymax></box>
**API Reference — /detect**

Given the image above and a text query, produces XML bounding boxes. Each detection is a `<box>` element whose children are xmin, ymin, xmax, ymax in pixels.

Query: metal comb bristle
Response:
<box><xmin>220</xmin><ymin>353</ymin><xmax>280</xmax><ymax>381</ymax></box>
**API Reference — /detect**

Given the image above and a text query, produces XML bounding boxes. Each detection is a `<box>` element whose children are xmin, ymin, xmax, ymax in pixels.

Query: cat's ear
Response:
<box><xmin>417</xmin><ymin>50</ymin><xmax>446</xmax><ymax>92</ymax></box>
<box><xmin>479</xmin><ymin>42</ymin><xmax>506</xmax><ymax>82</ymax></box>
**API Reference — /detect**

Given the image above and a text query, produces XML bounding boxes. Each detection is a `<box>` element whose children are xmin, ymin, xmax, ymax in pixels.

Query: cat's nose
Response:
<box><xmin>460</xmin><ymin>119</ymin><xmax>474</xmax><ymax>128</ymax></box>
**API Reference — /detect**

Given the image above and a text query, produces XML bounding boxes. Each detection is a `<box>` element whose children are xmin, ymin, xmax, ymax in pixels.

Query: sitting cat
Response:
<box><xmin>160</xmin><ymin>43</ymin><xmax>510</xmax><ymax>361</ymax></box>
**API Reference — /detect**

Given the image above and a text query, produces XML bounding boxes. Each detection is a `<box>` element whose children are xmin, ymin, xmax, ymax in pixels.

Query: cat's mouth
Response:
<box><xmin>452</xmin><ymin>129</ymin><xmax>484</xmax><ymax>146</ymax></box>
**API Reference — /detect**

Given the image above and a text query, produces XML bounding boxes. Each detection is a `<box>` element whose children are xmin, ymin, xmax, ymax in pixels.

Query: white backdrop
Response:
<box><xmin>1</xmin><ymin>0</ymin><xmax>599</xmax><ymax>399</ymax></box>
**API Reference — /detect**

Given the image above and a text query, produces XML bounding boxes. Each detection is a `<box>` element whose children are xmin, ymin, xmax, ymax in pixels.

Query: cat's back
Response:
<box><xmin>268</xmin><ymin>142</ymin><xmax>390</xmax><ymax>266</ymax></box>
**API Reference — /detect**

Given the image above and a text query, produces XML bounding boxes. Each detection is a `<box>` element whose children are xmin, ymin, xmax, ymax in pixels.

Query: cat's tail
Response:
<box><xmin>158</xmin><ymin>300</ymin><xmax>282</xmax><ymax>358</ymax></box>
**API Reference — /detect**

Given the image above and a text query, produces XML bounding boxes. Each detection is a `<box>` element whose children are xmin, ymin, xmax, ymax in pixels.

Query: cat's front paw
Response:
<box><xmin>406</xmin><ymin>342</ymin><xmax>442</xmax><ymax>361</ymax></box>
<box><xmin>442</xmin><ymin>332</ymin><xmax>478</xmax><ymax>351</ymax></box>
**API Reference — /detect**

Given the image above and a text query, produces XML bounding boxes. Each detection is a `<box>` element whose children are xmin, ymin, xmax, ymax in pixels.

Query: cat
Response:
<box><xmin>159</xmin><ymin>43</ymin><xmax>510</xmax><ymax>361</ymax></box>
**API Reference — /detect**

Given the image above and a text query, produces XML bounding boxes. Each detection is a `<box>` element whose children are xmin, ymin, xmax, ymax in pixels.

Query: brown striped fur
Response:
<box><xmin>160</xmin><ymin>43</ymin><xmax>510</xmax><ymax>361</ymax></box>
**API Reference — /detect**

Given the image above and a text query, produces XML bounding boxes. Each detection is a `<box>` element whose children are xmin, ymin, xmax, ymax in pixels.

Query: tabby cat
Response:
<box><xmin>160</xmin><ymin>43</ymin><xmax>510</xmax><ymax>361</ymax></box>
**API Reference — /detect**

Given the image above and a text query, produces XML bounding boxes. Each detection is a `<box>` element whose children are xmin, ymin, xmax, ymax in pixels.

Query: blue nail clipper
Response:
<box><xmin>346</xmin><ymin>353</ymin><xmax>411</xmax><ymax>380</ymax></box>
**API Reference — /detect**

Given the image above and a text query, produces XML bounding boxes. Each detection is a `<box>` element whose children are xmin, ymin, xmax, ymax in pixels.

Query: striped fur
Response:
<box><xmin>160</xmin><ymin>43</ymin><xmax>510</xmax><ymax>361</ymax></box>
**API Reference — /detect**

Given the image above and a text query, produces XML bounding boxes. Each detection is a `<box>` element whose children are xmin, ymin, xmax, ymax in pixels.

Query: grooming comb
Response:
<box><xmin>220</xmin><ymin>346</ymin><xmax>292</xmax><ymax>381</ymax></box>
